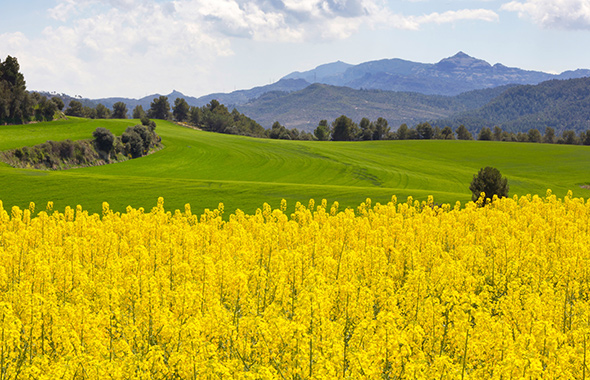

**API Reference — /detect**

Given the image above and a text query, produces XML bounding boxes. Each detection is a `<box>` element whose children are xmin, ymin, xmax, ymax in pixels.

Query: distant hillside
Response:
<box><xmin>41</xmin><ymin>79</ymin><xmax>310</xmax><ymax>116</ymax></box>
<box><xmin>283</xmin><ymin>52</ymin><xmax>590</xmax><ymax>96</ymax></box>
<box><xmin>236</xmin><ymin>84</ymin><xmax>471</xmax><ymax>131</ymax></box>
<box><xmin>433</xmin><ymin>77</ymin><xmax>590</xmax><ymax>134</ymax></box>
<box><xmin>191</xmin><ymin>78</ymin><xmax>310</xmax><ymax>107</ymax></box>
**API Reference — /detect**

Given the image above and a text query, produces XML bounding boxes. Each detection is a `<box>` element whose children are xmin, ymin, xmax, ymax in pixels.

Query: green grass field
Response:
<box><xmin>1</xmin><ymin>118</ymin><xmax>589</xmax><ymax>215</ymax></box>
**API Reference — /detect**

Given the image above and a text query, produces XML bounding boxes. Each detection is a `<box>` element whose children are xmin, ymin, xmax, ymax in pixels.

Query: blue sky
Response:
<box><xmin>1</xmin><ymin>0</ymin><xmax>589</xmax><ymax>98</ymax></box>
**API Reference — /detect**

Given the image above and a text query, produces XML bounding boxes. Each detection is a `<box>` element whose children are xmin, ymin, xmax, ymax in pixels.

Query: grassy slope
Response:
<box><xmin>1</xmin><ymin>118</ymin><xmax>589</xmax><ymax>215</ymax></box>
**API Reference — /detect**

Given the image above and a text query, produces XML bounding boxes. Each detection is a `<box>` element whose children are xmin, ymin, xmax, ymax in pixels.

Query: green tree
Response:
<box><xmin>189</xmin><ymin>106</ymin><xmax>202</xmax><ymax>126</ymax></box>
<box><xmin>83</xmin><ymin>106</ymin><xmax>96</xmax><ymax>119</ymax></box>
<box><xmin>416</xmin><ymin>122</ymin><xmax>434</xmax><ymax>139</ymax></box>
<box><xmin>314</xmin><ymin>120</ymin><xmax>330</xmax><ymax>141</ymax></box>
<box><xmin>51</xmin><ymin>97</ymin><xmax>64</xmax><ymax>111</ymax></box>
<box><xmin>455</xmin><ymin>125</ymin><xmax>473</xmax><ymax>140</ymax></box>
<box><xmin>112</xmin><ymin>102</ymin><xmax>128</xmax><ymax>119</ymax></box>
<box><xmin>359</xmin><ymin>117</ymin><xmax>374</xmax><ymax>140</ymax></box>
<box><xmin>543</xmin><ymin>127</ymin><xmax>555</xmax><ymax>144</ymax></box>
<box><xmin>147</xmin><ymin>96</ymin><xmax>171</xmax><ymax>120</ymax></box>
<box><xmin>440</xmin><ymin>126</ymin><xmax>455</xmax><ymax>140</ymax></box>
<box><xmin>373</xmin><ymin>117</ymin><xmax>389</xmax><ymax>140</ymax></box>
<box><xmin>331</xmin><ymin>115</ymin><xmax>358</xmax><ymax>141</ymax></box>
<box><xmin>527</xmin><ymin>128</ymin><xmax>542</xmax><ymax>143</ymax></box>
<box><xmin>202</xmin><ymin>101</ymin><xmax>233</xmax><ymax>133</ymax></box>
<box><xmin>269</xmin><ymin>121</ymin><xmax>290</xmax><ymax>140</ymax></box>
<box><xmin>469</xmin><ymin>167</ymin><xmax>509</xmax><ymax>202</ymax></box>
<box><xmin>396</xmin><ymin>124</ymin><xmax>409</xmax><ymax>140</ymax></box>
<box><xmin>40</xmin><ymin>98</ymin><xmax>57</xmax><ymax>121</ymax></box>
<box><xmin>492</xmin><ymin>126</ymin><xmax>503</xmax><ymax>141</ymax></box>
<box><xmin>65</xmin><ymin>100</ymin><xmax>84</xmax><ymax>117</ymax></box>
<box><xmin>516</xmin><ymin>132</ymin><xmax>528</xmax><ymax>142</ymax></box>
<box><xmin>477</xmin><ymin>127</ymin><xmax>492</xmax><ymax>141</ymax></box>
<box><xmin>562</xmin><ymin>130</ymin><xmax>578</xmax><ymax>145</ymax></box>
<box><xmin>0</xmin><ymin>55</ymin><xmax>32</xmax><ymax>124</ymax></box>
<box><xmin>132</xmin><ymin>105</ymin><xmax>146</xmax><ymax>119</ymax></box>
<box><xmin>95</xmin><ymin>103</ymin><xmax>111</xmax><ymax>119</ymax></box>
<box><xmin>173</xmin><ymin>98</ymin><xmax>190</xmax><ymax>122</ymax></box>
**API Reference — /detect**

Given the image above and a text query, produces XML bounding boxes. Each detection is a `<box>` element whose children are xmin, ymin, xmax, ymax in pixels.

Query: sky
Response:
<box><xmin>1</xmin><ymin>0</ymin><xmax>590</xmax><ymax>99</ymax></box>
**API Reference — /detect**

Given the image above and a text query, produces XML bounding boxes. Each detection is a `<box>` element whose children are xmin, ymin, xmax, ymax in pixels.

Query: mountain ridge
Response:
<box><xmin>282</xmin><ymin>51</ymin><xmax>590</xmax><ymax>95</ymax></box>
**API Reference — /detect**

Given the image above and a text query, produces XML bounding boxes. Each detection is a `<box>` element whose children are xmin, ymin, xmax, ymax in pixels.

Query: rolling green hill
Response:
<box><xmin>1</xmin><ymin>118</ymin><xmax>589</xmax><ymax>215</ymax></box>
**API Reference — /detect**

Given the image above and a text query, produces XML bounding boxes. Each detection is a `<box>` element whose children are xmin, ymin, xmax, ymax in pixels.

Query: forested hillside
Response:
<box><xmin>434</xmin><ymin>77</ymin><xmax>590</xmax><ymax>134</ymax></box>
<box><xmin>236</xmin><ymin>84</ymin><xmax>468</xmax><ymax>132</ymax></box>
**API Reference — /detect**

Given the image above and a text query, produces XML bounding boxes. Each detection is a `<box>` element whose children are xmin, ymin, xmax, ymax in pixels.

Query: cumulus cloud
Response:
<box><xmin>1</xmin><ymin>0</ymin><xmax>500</xmax><ymax>97</ymax></box>
<box><xmin>413</xmin><ymin>9</ymin><xmax>499</xmax><ymax>25</ymax></box>
<box><xmin>502</xmin><ymin>0</ymin><xmax>590</xmax><ymax>30</ymax></box>
<box><xmin>43</xmin><ymin>0</ymin><xmax>501</xmax><ymax>44</ymax></box>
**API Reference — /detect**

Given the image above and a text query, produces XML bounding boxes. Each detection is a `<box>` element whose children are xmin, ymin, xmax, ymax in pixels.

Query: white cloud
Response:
<box><xmin>1</xmin><ymin>0</ymin><xmax>500</xmax><ymax>97</ymax></box>
<box><xmin>413</xmin><ymin>9</ymin><xmax>499</xmax><ymax>25</ymax></box>
<box><xmin>502</xmin><ymin>0</ymin><xmax>590</xmax><ymax>30</ymax></box>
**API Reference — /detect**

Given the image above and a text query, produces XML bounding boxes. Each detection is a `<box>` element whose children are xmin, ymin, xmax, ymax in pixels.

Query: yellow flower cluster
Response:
<box><xmin>0</xmin><ymin>191</ymin><xmax>589</xmax><ymax>379</ymax></box>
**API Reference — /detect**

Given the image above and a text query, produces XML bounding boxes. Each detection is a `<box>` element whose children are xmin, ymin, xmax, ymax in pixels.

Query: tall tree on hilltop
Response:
<box><xmin>112</xmin><ymin>102</ymin><xmax>128</xmax><ymax>119</ymax></box>
<box><xmin>441</xmin><ymin>126</ymin><xmax>455</xmax><ymax>140</ymax></box>
<box><xmin>314</xmin><ymin>120</ymin><xmax>330</xmax><ymax>141</ymax></box>
<box><xmin>455</xmin><ymin>125</ymin><xmax>473</xmax><ymax>140</ymax></box>
<box><xmin>492</xmin><ymin>126</ymin><xmax>503</xmax><ymax>141</ymax></box>
<box><xmin>359</xmin><ymin>117</ymin><xmax>374</xmax><ymax>140</ymax></box>
<box><xmin>132</xmin><ymin>105</ymin><xmax>146</xmax><ymax>119</ymax></box>
<box><xmin>0</xmin><ymin>56</ymin><xmax>32</xmax><ymax>124</ymax></box>
<box><xmin>477</xmin><ymin>127</ymin><xmax>492</xmax><ymax>141</ymax></box>
<box><xmin>95</xmin><ymin>104</ymin><xmax>111</xmax><ymax>119</ymax></box>
<box><xmin>65</xmin><ymin>100</ymin><xmax>84</xmax><ymax>117</ymax></box>
<box><xmin>527</xmin><ymin>128</ymin><xmax>542</xmax><ymax>143</ymax></box>
<box><xmin>543</xmin><ymin>127</ymin><xmax>555</xmax><ymax>144</ymax></box>
<box><xmin>396</xmin><ymin>124</ymin><xmax>409</xmax><ymax>140</ymax></box>
<box><xmin>147</xmin><ymin>96</ymin><xmax>171</xmax><ymax>120</ymax></box>
<box><xmin>331</xmin><ymin>115</ymin><xmax>359</xmax><ymax>141</ymax></box>
<box><xmin>373</xmin><ymin>117</ymin><xmax>389</xmax><ymax>140</ymax></box>
<box><xmin>416</xmin><ymin>122</ymin><xmax>434</xmax><ymax>140</ymax></box>
<box><xmin>173</xmin><ymin>98</ymin><xmax>190</xmax><ymax>122</ymax></box>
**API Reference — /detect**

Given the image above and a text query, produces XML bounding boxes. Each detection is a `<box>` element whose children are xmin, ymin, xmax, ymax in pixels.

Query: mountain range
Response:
<box><xmin>41</xmin><ymin>52</ymin><xmax>590</xmax><ymax>133</ymax></box>
<box><xmin>281</xmin><ymin>51</ymin><xmax>590</xmax><ymax>95</ymax></box>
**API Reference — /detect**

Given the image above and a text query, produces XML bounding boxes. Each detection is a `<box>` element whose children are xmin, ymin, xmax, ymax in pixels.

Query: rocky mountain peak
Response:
<box><xmin>436</xmin><ymin>51</ymin><xmax>492</xmax><ymax>71</ymax></box>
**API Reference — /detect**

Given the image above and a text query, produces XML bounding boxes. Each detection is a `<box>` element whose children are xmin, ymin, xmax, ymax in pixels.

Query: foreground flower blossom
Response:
<box><xmin>0</xmin><ymin>191</ymin><xmax>588</xmax><ymax>379</ymax></box>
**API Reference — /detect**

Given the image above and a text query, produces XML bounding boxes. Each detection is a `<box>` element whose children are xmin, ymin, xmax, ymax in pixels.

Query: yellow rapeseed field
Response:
<box><xmin>0</xmin><ymin>191</ymin><xmax>589</xmax><ymax>379</ymax></box>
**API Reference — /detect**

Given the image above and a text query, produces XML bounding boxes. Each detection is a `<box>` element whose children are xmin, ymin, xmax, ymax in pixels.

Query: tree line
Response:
<box><xmin>61</xmin><ymin>95</ymin><xmax>590</xmax><ymax>145</ymax></box>
<box><xmin>310</xmin><ymin>115</ymin><xmax>590</xmax><ymax>145</ymax></box>
<box><xmin>65</xmin><ymin>100</ymin><xmax>129</xmax><ymax>119</ymax></box>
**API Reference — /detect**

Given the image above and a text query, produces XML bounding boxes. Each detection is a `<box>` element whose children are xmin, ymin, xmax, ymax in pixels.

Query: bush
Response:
<box><xmin>121</xmin><ymin>130</ymin><xmax>144</xmax><ymax>158</ymax></box>
<box><xmin>93</xmin><ymin>127</ymin><xmax>115</xmax><ymax>152</ymax></box>
<box><xmin>469</xmin><ymin>166</ymin><xmax>509</xmax><ymax>202</ymax></box>
<box><xmin>141</xmin><ymin>116</ymin><xmax>157</xmax><ymax>132</ymax></box>
<box><xmin>56</xmin><ymin>140</ymin><xmax>75</xmax><ymax>159</ymax></box>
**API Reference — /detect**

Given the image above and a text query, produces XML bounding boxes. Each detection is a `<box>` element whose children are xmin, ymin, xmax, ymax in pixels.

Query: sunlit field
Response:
<box><xmin>0</xmin><ymin>192</ymin><xmax>589</xmax><ymax>378</ymax></box>
<box><xmin>1</xmin><ymin>118</ymin><xmax>589</xmax><ymax>215</ymax></box>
